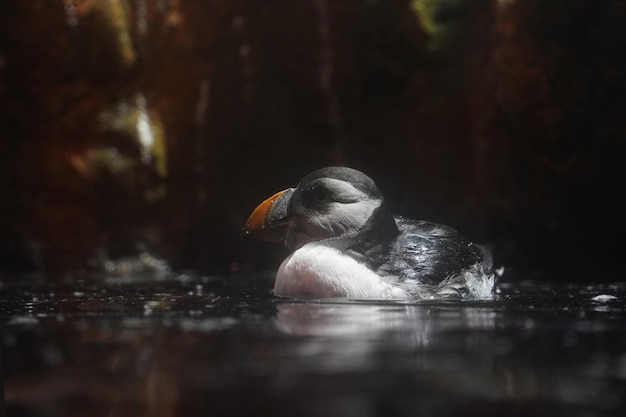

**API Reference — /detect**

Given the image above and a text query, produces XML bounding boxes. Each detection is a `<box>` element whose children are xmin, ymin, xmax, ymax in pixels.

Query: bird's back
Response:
<box><xmin>378</xmin><ymin>217</ymin><xmax>494</xmax><ymax>298</ymax></box>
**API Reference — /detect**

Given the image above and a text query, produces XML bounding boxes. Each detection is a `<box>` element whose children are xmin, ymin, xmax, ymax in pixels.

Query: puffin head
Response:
<box><xmin>242</xmin><ymin>167</ymin><xmax>395</xmax><ymax>250</ymax></box>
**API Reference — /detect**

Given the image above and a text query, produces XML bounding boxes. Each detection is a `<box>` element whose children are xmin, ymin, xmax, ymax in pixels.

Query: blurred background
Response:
<box><xmin>1</xmin><ymin>0</ymin><xmax>625</xmax><ymax>284</ymax></box>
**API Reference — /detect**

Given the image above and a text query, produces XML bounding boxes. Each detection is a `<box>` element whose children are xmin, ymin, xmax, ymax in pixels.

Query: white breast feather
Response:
<box><xmin>274</xmin><ymin>243</ymin><xmax>409</xmax><ymax>300</ymax></box>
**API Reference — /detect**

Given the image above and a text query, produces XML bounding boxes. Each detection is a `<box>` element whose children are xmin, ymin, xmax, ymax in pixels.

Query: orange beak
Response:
<box><xmin>242</xmin><ymin>188</ymin><xmax>294</xmax><ymax>242</ymax></box>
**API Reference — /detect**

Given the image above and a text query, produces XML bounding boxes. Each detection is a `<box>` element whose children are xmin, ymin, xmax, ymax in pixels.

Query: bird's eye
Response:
<box><xmin>312</xmin><ymin>188</ymin><xmax>328</xmax><ymax>203</ymax></box>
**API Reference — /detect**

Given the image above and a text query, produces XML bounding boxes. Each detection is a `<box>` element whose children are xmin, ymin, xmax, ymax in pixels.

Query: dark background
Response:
<box><xmin>0</xmin><ymin>0</ymin><xmax>625</xmax><ymax>283</ymax></box>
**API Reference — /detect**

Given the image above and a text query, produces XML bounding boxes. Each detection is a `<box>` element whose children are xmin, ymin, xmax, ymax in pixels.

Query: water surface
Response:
<box><xmin>2</xmin><ymin>276</ymin><xmax>625</xmax><ymax>416</ymax></box>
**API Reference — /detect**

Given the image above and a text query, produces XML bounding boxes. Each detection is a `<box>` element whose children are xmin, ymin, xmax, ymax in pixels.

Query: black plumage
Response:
<box><xmin>380</xmin><ymin>217</ymin><xmax>492</xmax><ymax>290</ymax></box>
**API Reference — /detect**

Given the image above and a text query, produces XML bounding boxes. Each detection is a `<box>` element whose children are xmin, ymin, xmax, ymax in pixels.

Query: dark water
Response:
<box><xmin>2</xmin><ymin>275</ymin><xmax>626</xmax><ymax>417</ymax></box>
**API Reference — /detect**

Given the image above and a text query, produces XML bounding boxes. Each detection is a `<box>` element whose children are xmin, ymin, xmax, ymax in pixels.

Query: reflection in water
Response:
<box><xmin>2</xmin><ymin>282</ymin><xmax>626</xmax><ymax>416</ymax></box>
<box><xmin>275</xmin><ymin>302</ymin><xmax>440</xmax><ymax>372</ymax></box>
<box><xmin>274</xmin><ymin>301</ymin><xmax>510</xmax><ymax>397</ymax></box>
<box><xmin>274</xmin><ymin>299</ymin><xmax>625</xmax><ymax>413</ymax></box>
<box><xmin>276</xmin><ymin>301</ymin><xmax>495</xmax><ymax>339</ymax></box>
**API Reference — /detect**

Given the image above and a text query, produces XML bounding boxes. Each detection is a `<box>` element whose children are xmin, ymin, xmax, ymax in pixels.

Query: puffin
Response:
<box><xmin>242</xmin><ymin>167</ymin><xmax>495</xmax><ymax>300</ymax></box>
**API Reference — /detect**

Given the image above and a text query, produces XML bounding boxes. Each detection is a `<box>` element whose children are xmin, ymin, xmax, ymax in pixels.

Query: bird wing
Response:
<box><xmin>378</xmin><ymin>217</ymin><xmax>490</xmax><ymax>285</ymax></box>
